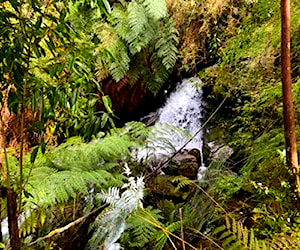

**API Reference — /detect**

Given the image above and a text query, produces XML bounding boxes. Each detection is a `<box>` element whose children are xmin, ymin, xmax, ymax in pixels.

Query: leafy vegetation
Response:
<box><xmin>95</xmin><ymin>0</ymin><xmax>178</xmax><ymax>93</ymax></box>
<box><xmin>1</xmin><ymin>0</ymin><xmax>300</xmax><ymax>249</ymax></box>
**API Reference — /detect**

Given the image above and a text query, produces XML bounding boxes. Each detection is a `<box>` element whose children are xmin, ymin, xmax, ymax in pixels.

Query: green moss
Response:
<box><xmin>199</xmin><ymin>0</ymin><xmax>300</xmax><ymax>148</ymax></box>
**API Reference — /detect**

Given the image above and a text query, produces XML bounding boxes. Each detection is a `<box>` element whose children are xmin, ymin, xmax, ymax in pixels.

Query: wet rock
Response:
<box><xmin>146</xmin><ymin>149</ymin><xmax>201</xmax><ymax>201</ymax></box>
<box><xmin>188</xmin><ymin>148</ymin><xmax>201</xmax><ymax>159</ymax></box>
<box><xmin>208</xmin><ymin>142</ymin><xmax>234</xmax><ymax>160</ymax></box>
<box><xmin>168</xmin><ymin>149</ymin><xmax>201</xmax><ymax>178</ymax></box>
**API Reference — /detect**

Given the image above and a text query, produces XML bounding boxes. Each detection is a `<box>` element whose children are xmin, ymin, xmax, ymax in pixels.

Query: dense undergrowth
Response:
<box><xmin>2</xmin><ymin>0</ymin><xmax>300</xmax><ymax>249</ymax></box>
<box><xmin>197</xmin><ymin>0</ymin><xmax>300</xmax><ymax>248</ymax></box>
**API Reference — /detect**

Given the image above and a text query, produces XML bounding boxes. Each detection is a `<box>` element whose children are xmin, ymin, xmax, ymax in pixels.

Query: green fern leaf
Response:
<box><xmin>219</xmin><ymin>230</ymin><xmax>232</xmax><ymax>240</ymax></box>
<box><xmin>154</xmin><ymin>221</ymin><xmax>181</xmax><ymax>250</ymax></box>
<box><xmin>121</xmin><ymin>206</ymin><xmax>162</xmax><ymax>248</ymax></box>
<box><xmin>242</xmin><ymin>227</ymin><xmax>249</xmax><ymax>248</ymax></box>
<box><xmin>155</xmin><ymin>232</ymin><xmax>168</xmax><ymax>250</ymax></box>
<box><xmin>222</xmin><ymin>234</ymin><xmax>237</xmax><ymax>248</ymax></box>
<box><xmin>108</xmin><ymin>41</ymin><xmax>130</xmax><ymax>82</ymax></box>
<box><xmin>171</xmin><ymin>176</ymin><xmax>195</xmax><ymax>192</ymax></box>
<box><xmin>142</xmin><ymin>0</ymin><xmax>167</xmax><ymax>20</ymax></box>
<box><xmin>110</xmin><ymin>7</ymin><xmax>130</xmax><ymax>41</ymax></box>
<box><xmin>212</xmin><ymin>225</ymin><xmax>227</xmax><ymax>236</ymax></box>
<box><xmin>128</xmin><ymin>1</ymin><xmax>147</xmax><ymax>39</ymax></box>
<box><xmin>155</xmin><ymin>19</ymin><xmax>178</xmax><ymax>70</ymax></box>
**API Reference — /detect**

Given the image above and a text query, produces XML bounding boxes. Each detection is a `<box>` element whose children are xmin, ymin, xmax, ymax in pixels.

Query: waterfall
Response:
<box><xmin>140</xmin><ymin>77</ymin><xmax>207</xmax><ymax>179</ymax></box>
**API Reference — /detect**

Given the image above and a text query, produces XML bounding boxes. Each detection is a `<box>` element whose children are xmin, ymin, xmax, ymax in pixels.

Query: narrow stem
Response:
<box><xmin>0</xmin><ymin>109</ymin><xmax>10</xmax><ymax>181</ymax></box>
<box><xmin>18</xmin><ymin>44</ymin><xmax>30</xmax><ymax>213</ymax></box>
<box><xmin>179</xmin><ymin>208</ymin><xmax>186</xmax><ymax>250</ymax></box>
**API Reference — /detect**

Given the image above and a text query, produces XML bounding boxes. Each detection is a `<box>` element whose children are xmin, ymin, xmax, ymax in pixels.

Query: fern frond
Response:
<box><xmin>27</xmin><ymin>168</ymin><xmax>117</xmax><ymax>207</ymax></box>
<box><xmin>109</xmin><ymin>6</ymin><xmax>130</xmax><ymax>40</ymax></box>
<box><xmin>128</xmin><ymin>1</ymin><xmax>147</xmax><ymax>39</ymax></box>
<box><xmin>124</xmin><ymin>121</ymin><xmax>148</xmax><ymax>138</ymax></box>
<box><xmin>94</xmin><ymin>0</ymin><xmax>177</xmax><ymax>93</ymax></box>
<box><xmin>269</xmin><ymin>236</ymin><xmax>300</xmax><ymax>249</ymax></box>
<box><xmin>127</xmin><ymin>67</ymin><xmax>141</xmax><ymax>85</ymax></box>
<box><xmin>109</xmin><ymin>2</ymin><xmax>156</xmax><ymax>55</ymax></box>
<box><xmin>121</xmin><ymin>206</ymin><xmax>162</xmax><ymax>248</ymax></box>
<box><xmin>108</xmin><ymin>41</ymin><xmax>130</xmax><ymax>82</ymax></box>
<box><xmin>142</xmin><ymin>0</ymin><xmax>168</xmax><ymax>21</ymax></box>
<box><xmin>149</xmin><ymin>53</ymin><xmax>170</xmax><ymax>92</ymax></box>
<box><xmin>20</xmin><ymin>211</ymin><xmax>40</xmax><ymax>237</ymax></box>
<box><xmin>143</xmin><ymin>122</ymin><xmax>194</xmax><ymax>158</ymax></box>
<box><xmin>171</xmin><ymin>176</ymin><xmax>195</xmax><ymax>192</ymax></box>
<box><xmin>99</xmin><ymin>187</ymin><xmax>120</xmax><ymax>206</ymax></box>
<box><xmin>25</xmin><ymin>133</ymin><xmax>140</xmax><ymax>209</ymax></box>
<box><xmin>89</xmin><ymin>174</ymin><xmax>144</xmax><ymax>249</ymax></box>
<box><xmin>154</xmin><ymin>221</ymin><xmax>181</xmax><ymax>250</ymax></box>
<box><xmin>211</xmin><ymin>216</ymin><xmax>300</xmax><ymax>250</ymax></box>
<box><xmin>155</xmin><ymin>19</ymin><xmax>179</xmax><ymax>70</ymax></box>
<box><xmin>155</xmin><ymin>232</ymin><xmax>168</xmax><ymax>250</ymax></box>
<box><xmin>98</xmin><ymin>24</ymin><xmax>130</xmax><ymax>82</ymax></box>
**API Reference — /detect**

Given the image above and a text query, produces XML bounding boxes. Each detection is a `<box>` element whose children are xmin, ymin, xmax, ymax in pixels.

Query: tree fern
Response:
<box><xmin>18</xmin><ymin>125</ymin><xmax>148</xmax><ymax>245</ymax></box>
<box><xmin>95</xmin><ymin>0</ymin><xmax>178</xmax><ymax>93</ymax></box>
<box><xmin>24</xmin><ymin>131</ymin><xmax>142</xmax><ymax>209</ymax></box>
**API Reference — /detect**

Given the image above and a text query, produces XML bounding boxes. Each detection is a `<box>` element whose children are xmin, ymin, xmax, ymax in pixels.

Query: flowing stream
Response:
<box><xmin>140</xmin><ymin>77</ymin><xmax>206</xmax><ymax>178</ymax></box>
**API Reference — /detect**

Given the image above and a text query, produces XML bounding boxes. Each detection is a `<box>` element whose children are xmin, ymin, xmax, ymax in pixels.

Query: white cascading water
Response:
<box><xmin>140</xmin><ymin>77</ymin><xmax>207</xmax><ymax>179</ymax></box>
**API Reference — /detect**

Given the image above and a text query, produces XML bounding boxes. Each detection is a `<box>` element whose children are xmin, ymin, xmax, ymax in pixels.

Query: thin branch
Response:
<box><xmin>28</xmin><ymin>204</ymin><xmax>107</xmax><ymax>247</ymax></box>
<box><xmin>179</xmin><ymin>208</ymin><xmax>186</xmax><ymax>250</ymax></box>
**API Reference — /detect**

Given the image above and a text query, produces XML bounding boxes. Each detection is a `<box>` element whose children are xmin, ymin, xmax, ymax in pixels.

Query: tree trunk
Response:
<box><xmin>281</xmin><ymin>0</ymin><xmax>300</xmax><ymax>195</ymax></box>
<box><xmin>6</xmin><ymin>188</ymin><xmax>20</xmax><ymax>249</ymax></box>
<box><xmin>0</xmin><ymin>201</ymin><xmax>3</xmax><ymax>249</ymax></box>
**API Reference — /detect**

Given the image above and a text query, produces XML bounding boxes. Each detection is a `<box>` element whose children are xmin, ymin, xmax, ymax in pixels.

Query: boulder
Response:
<box><xmin>167</xmin><ymin>149</ymin><xmax>201</xmax><ymax>178</ymax></box>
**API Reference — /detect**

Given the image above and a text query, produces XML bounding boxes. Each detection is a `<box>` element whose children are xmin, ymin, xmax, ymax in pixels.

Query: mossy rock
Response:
<box><xmin>147</xmin><ymin>175</ymin><xmax>190</xmax><ymax>200</ymax></box>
